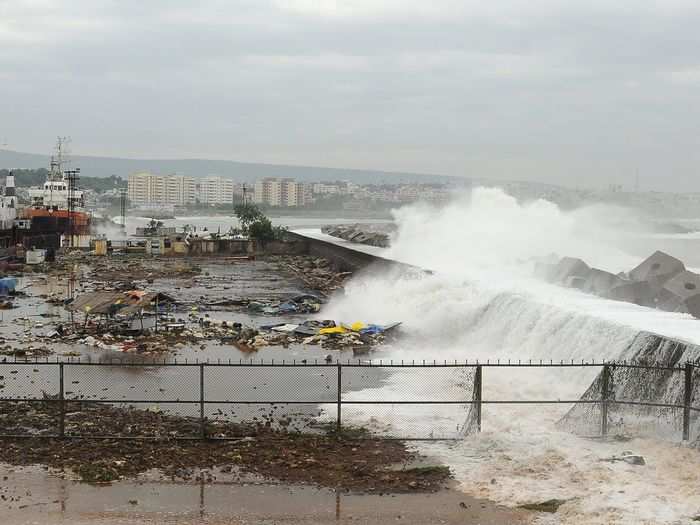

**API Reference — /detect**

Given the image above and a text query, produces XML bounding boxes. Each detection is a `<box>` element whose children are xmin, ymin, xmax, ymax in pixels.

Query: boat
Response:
<box><xmin>21</xmin><ymin>138</ymin><xmax>92</xmax><ymax>241</ymax></box>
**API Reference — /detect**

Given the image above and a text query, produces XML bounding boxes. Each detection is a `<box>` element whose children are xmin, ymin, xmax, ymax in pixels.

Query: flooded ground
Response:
<box><xmin>0</xmin><ymin>251</ymin><xmax>513</xmax><ymax>525</ymax></box>
<box><xmin>2</xmin><ymin>255</ymin><xmax>356</xmax><ymax>362</ymax></box>
<box><xmin>0</xmin><ymin>254</ymin><xmax>397</xmax><ymax>431</ymax></box>
<box><xmin>0</xmin><ymin>465</ymin><xmax>526</xmax><ymax>525</ymax></box>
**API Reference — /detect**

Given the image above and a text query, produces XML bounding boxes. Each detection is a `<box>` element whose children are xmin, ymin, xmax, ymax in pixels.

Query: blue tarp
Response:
<box><xmin>0</xmin><ymin>277</ymin><xmax>17</xmax><ymax>296</ymax></box>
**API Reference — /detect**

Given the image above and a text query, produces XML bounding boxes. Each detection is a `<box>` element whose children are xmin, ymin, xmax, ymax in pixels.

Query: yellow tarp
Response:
<box><xmin>319</xmin><ymin>322</ymin><xmax>366</xmax><ymax>335</ymax></box>
<box><xmin>319</xmin><ymin>326</ymin><xmax>347</xmax><ymax>335</ymax></box>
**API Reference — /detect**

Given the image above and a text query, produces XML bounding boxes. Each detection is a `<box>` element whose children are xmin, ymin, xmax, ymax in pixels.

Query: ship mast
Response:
<box><xmin>47</xmin><ymin>136</ymin><xmax>71</xmax><ymax>205</ymax></box>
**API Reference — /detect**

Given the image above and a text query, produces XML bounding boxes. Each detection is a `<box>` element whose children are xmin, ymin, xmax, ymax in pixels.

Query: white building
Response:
<box><xmin>253</xmin><ymin>178</ymin><xmax>307</xmax><ymax>207</ymax></box>
<box><xmin>312</xmin><ymin>182</ymin><xmax>341</xmax><ymax>195</ymax></box>
<box><xmin>196</xmin><ymin>176</ymin><xmax>235</xmax><ymax>206</ymax></box>
<box><xmin>0</xmin><ymin>172</ymin><xmax>17</xmax><ymax>229</ymax></box>
<box><xmin>128</xmin><ymin>172</ymin><xmax>196</xmax><ymax>207</ymax></box>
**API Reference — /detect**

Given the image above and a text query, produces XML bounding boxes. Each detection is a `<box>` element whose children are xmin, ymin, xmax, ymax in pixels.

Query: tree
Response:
<box><xmin>234</xmin><ymin>203</ymin><xmax>288</xmax><ymax>240</ymax></box>
<box><xmin>234</xmin><ymin>203</ymin><xmax>265</xmax><ymax>234</ymax></box>
<box><xmin>248</xmin><ymin>217</ymin><xmax>274</xmax><ymax>241</ymax></box>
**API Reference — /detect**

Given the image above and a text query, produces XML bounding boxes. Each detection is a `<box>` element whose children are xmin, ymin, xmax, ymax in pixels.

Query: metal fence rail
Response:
<box><xmin>0</xmin><ymin>358</ymin><xmax>696</xmax><ymax>441</ymax></box>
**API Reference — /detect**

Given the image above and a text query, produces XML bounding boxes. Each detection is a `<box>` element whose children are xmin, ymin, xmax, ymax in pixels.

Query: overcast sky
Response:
<box><xmin>2</xmin><ymin>0</ymin><xmax>700</xmax><ymax>191</ymax></box>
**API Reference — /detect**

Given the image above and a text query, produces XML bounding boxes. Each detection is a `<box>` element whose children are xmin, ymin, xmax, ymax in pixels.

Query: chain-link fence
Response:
<box><xmin>0</xmin><ymin>359</ymin><xmax>697</xmax><ymax>441</ymax></box>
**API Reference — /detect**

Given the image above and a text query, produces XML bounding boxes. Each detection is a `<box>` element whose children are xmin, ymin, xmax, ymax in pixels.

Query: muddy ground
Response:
<box><xmin>0</xmin><ymin>400</ymin><xmax>450</xmax><ymax>492</ymax></box>
<box><xmin>0</xmin><ymin>464</ymin><xmax>528</xmax><ymax>525</ymax></box>
<box><xmin>0</xmin><ymin>253</ymin><xmax>530</xmax><ymax>525</ymax></box>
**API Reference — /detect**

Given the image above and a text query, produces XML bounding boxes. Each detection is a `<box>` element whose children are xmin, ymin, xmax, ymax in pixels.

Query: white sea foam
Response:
<box><xmin>305</xmin><ymin>186</ymin><xmax>700</xmax><ymax>524</ymax></box>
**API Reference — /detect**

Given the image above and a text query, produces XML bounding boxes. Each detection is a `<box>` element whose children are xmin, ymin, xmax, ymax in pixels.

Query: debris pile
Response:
<box><xmin>54</xmin><ymin>319</ymin><xmax>261</xmax><ymax>355</ymax></box>
<box><xmin>48</xmin><ymin>316</ymin><xmax>400</xmax><ymax>355</ymax></box>
<box><xmin>246</xmin><ymin>293</ymin><xmax>323</xmax><ymax>315</ymax></box>
<box><xmin>271</xmin><ymin>256</ymin><xmax>351</xmax><ymax>295</ymax></box>
<box><xmin>254</xmin><ymin>320</ymin><xmax>402</xmax><ymax>351</ymax></box>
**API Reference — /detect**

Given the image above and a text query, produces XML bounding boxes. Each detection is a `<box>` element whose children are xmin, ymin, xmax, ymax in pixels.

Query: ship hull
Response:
<box><xmin>20</xmin><ymin>208</ymin><xmax>91</xmax><ymax>235</ymax></box>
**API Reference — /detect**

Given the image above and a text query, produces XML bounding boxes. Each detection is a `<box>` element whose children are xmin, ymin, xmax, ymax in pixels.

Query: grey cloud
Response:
<box><xmin>1</xmin><ymin>1</ymin><xmax>700</xmax><ymax>190</ymax></box>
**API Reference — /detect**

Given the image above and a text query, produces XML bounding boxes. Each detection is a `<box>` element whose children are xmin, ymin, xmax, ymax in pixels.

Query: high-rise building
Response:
<box><xmin>253</xmin><ymin>178</ymin><xmax>307</xmax><ymax>207</ymax></box>
<box><xmin>128</xmin><ymin>173</ymin><xmax>196</xmax><ymax>207</ymax></box>
<box><xmin>196</xmin><ymin>176</ymin><xmax>234</xmax><ymax>206</ymax></box>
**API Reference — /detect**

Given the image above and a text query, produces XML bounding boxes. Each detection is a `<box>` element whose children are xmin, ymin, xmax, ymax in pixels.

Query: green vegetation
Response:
<box><xmin>517</xmin><ymin>499</ymin><xmax>569</xmax><ymax>513</ymax></box>
<box><xmin>77</xmin><ymin>462</ymin><xmax>120</xmax><ymax>483</ymax></box>
<box><xmin>0</xmin><ymin>168</ymin><xmax>126</xmax><ymax>192</ymax></box>
<box><xmin>233</xmin><ymin>203</ymin><xmax>288</xmax><ymax>241</ymax></box>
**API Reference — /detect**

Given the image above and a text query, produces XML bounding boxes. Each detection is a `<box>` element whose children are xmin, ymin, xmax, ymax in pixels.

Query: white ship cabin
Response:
<box><xmin>28</xmin><ymin>179</ymin><xmax>85</xmax><ymax>209</ymax></box>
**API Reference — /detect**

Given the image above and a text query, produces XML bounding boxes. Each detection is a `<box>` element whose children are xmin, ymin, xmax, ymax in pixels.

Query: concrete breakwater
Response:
<box><xmin>287</xmin><ymin>231</ymin><xmax>419</xmax><ymax>274</ymax></box>
<box><xmin>536</xmin><ymin>250</ymin><xmax>700</xmax><ymax>319</ymax></box>
<box><xmin>320</xmin><ymin>224</ymin><xmax>393</xmax><ymax>248</ymax></box>
<box><xmin>559</xmin><ymin>330</ymin><xmax>700</xmax><ymax>446</ymax></box>
<box><xmin>292</xmin><ymin>230</ymin><xmax>700</xmax><ymax>443</ymax></box>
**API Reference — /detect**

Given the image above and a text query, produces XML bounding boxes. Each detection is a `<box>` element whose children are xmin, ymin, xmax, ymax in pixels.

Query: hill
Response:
<box><xmin>0</xmin><ymin>149</ymin><xmax>457</xmax><ymax>185</ymax></box>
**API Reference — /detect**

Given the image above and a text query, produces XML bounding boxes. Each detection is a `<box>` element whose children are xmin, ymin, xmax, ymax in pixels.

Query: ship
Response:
<box><xmin>0</xmin><ymin>170</ymin><xmax>62</xmax><ymax>256</ymax></box>
<box><xmin>21</xmin><ymin>138</ymin><xmax>92</xmax><ymax>244</ymax></box>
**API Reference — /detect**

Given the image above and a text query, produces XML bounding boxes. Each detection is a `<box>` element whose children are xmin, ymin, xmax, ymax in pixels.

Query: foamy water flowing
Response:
<box><xmin>306</xmin><ymin>187</ymin><xmax>700</xmax><ymax>524</ymax></box>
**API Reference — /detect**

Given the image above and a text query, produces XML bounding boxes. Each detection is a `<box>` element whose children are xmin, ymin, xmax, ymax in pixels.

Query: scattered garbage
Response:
<box><xmin>0</xmin><ymin>250</ymin><xmax>378</xmax><ymax>357</ymax></box>
<box><xmin>257</xmin><ymin>320</ymin><xmax>402</xmax><ymax>350</ymax></box>
<box><xmin>247</xmin><ymin>294</ymin><xmax>323</xmax><ymax>315</ymax></box>
<box><xmin>602</xmin><ymin>451</ymin><xmax>646</xmax><ymax>466</ymax></box>
<box><xmin>0</xmin><ymin>277</ymin><xmax>17</xmax><ymax>296</ymax></box>
<box><xmin>270</xmin><ymin>256</ymin><xmax>351</xmax><ymax>295</ymax></box>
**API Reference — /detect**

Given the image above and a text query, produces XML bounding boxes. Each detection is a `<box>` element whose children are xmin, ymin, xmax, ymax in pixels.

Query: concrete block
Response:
<box><xmin>552</xmin><ymin>257</ymin><xmax>591</xmax><ymax>284</ymax></box>
<box><xmin>607</xmin><ymin>280</ymin><xmax>656</xmax><ymax>307</ymax></box>
<box><xmin>656</xmin><ymin>270</ymin><xmax>700</xmax><ymax>311</ymax></box>
<box><xmin>628</xmin><ymin>250</ymin><xmax>685</xmax><ymax>291</ymax></box>
<box><xmin>583</xmin><ymin>268</ymin><xmax>626</xmax><ymax>296</ymax></box>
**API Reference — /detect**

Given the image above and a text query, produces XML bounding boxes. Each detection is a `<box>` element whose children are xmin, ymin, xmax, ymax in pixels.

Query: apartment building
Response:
<box><xmin>128</xmin><ymin>172</ymin><xmax>196</xmax><ymax>206</ymax></box>
<box><xmin>196</xmin><ymin>176</ymin><xmax>235</xmax><ymax>205</ymax></box>
<box><xmin>253</xmin><ymin>178</ymin><xmax>307</xmax><ymax>207</ymax></box>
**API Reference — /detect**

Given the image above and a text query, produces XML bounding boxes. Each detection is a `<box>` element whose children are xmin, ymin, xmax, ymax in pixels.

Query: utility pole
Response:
<box><xmin>64</xmin><ymin>168</ymin><xmax>80</xmax><ymax>248</ymax></box>
<box><xmin>119</xmin><ymin>188</ymin><xmax>128</xmax><ymax>230</ymax></box>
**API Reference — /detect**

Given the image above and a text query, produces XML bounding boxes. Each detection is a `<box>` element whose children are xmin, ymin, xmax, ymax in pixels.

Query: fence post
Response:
<box><xmin>199</xmin><ymin>363</ymin><xmax>206</xmax><ymax>440</ymax></box>
<box><xmin>601</xmin><ymin>364</ymin><xmax>610</xmax><ymax>437</ymax></box>
<box><xmin>336</xmin><ymin>362</ymin><xmax>342</xmax><ymax>437</ymax></box>
<box><xmin>59</xmin><ymin>363</ymin><xmax>65</xmax><ymax>438</ymax></box>
<box><xmin>683</xmin><ymin>362</ymin><xmax>693</xmax><ymax>441</ymax></box>
<box><xmin>475</xmin><ymin>365</ymin><xmax>482</xmax><ymax>432</ymax></box>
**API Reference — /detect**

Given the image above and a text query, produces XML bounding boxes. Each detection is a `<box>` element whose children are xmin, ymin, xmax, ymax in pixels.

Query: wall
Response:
<box><xmin>285</xmin><ymin>232</ymin><xmax>421</xmax><ymax>273</ymax></box>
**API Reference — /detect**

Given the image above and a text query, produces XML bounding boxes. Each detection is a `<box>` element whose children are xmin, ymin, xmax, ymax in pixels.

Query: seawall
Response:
<box><xmin>286</xmin><ymin>231</ymin><xmax>423</xmax><ymax>274</ymax></box>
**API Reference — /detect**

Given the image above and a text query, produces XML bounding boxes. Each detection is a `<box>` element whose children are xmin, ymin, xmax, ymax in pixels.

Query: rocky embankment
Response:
<box><xmin>321</xmin><ymin>224</ymin><xmax>394</xmax><ymax>248</ymax></box>
<box><xmin>536</xmin><ymin>250</ymin><xmax>700</xmax><ymax>319</ymax></box>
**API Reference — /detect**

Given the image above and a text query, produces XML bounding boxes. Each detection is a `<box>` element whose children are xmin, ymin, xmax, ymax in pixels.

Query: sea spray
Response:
<box><xmin>317</xmin><ymin>186</ymin><xmax>700</xmax><ymax>524</ymax></box>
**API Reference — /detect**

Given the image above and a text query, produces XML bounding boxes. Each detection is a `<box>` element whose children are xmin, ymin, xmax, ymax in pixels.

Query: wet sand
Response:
<box><xmin>0</xmin><ymin>465</ymin><xmax>528</xmax><ymax>525</ymax></box>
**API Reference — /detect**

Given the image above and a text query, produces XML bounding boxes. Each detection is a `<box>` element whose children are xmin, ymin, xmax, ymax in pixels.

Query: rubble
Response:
<box><xmin>246</xmin><ymin>293</ymin><xmax>323</xmax><ymax>315</ymax></box>
<box><xmin>602</xmin><ymin>451</ymin><xmax>646</xmax><ymax>466</ymax></box>
<box><xmin>1</xmin><ymin>249</ymin><xmax>378</xmax><ymax>358</ymax></box>
<box><xmin>270</xmin><ymin>255</ymin><xmax>351</xmax><ymax>295</ymax></box>
<box><xmin>256</xmin><ymin>320</ymin><xmax>401</xmax><ymax>351</ymax></box>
